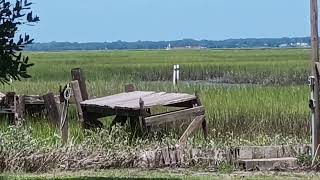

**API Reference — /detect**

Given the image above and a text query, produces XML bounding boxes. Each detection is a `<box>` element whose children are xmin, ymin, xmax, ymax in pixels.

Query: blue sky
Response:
<box><xmin>22</xmin><ymin>0</ymin><xmax>310</xmax><ymax>43</ymax></box>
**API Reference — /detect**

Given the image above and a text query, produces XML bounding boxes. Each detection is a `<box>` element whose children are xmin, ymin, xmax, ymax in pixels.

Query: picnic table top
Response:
<box><xmin>80</xmin><ymin>91</ymin><xmax>197</xmax><ymax>110</ymax></box>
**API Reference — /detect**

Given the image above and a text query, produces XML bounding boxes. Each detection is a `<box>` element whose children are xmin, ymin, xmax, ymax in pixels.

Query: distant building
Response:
<box><xmin>290</xmin><ymin>42</ymin><xmax>310</xmax><ymax>48</ymax></box>
<box><xmin>279</xmin><ymin>44</ymin><xmax>288</xmax><ymax>48</ymax></box>
<box><xmin>279</xmin><ymin>42</ymin><xmax>310</xmax><ymax>48</ymax></box>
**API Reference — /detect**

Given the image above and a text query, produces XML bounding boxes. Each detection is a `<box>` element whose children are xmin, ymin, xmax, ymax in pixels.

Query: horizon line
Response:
<box><xmin>32</xmin><ymin>36</ymin><xmax>311</xmax><ymax>44</ymax></box>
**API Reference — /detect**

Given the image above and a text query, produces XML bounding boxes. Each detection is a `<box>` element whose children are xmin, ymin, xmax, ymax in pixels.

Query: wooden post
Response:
<box><xmin>139</xmin><ymin>98</ymin><xmax>147</xmax><ymax>131</ymax></box>
<box><xmin>59</xmin><ymin>90</ymin><xmax>69</xmax><ymax>145</ymax></box>
<box><xmin>195</xmin><ymin>92</ymin><xmax>208</xmax><ymax>140</ymax></box>
<box><xmin>125</xmin><ymin>84</ymin><xmax>135</xmax><ymax>92</ymax></box>
<box><xmin>15</xmin><ymin>95</ymin><xmax>25</xmax><ymax>126</ymax></box>
<box><xmin>311</xmin><ymin>0</ymin><xmax>320</xmax><ymax>156</ymax></box>
<box><xmin>60</xmin><ymin>109</ymin><xmax>68</xmax><ymax>145</ymax></box>
<box><xmin>43</xmin><ymin>93</ymin><xmax>60</xmax><ymax>128</ymax></box>
<box><xmin>5</xmin><ymin>92</ymin><xmax>16</xmax><ymax>124</ymax></box>
<box><xmin>71</xmin><ymin>68</ymin><xmax>89</xmax><ymax>100</ymax></box>
<box><xmin>44</xmin><ymin>92</ymin><xmax>69</xmax><ymax>145</ymax></box>
<box><xmin>70</xmin><ymin>80</ymin><xmax>84</xmax><ymax>123</ymax></box>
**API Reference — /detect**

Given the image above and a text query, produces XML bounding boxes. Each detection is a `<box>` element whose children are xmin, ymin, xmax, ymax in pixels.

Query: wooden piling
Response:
<box><xmin>125</xmin><ymin>84</ymin><xmax>136</xmax><ymax>92</ymax></box>
<box><xmin>71</xmin><ymin>68</ymin><xmax>89</xmax><ymax>100</ymax></box>
<box><xmin>139</xmin><ymin>98</ymin><xmax>147</xmax><ymax>131</ymax></box>
<box><xmin>15</xmin><ymin>95</ymin><xmax>25</xmax><ymax>125</ymax></box>
<box><xmin>70</xmin><ymin>80</ymin><xmax>84</xmax><ymax>123</ymax></box>
<box><xmin>5</xmin><ymin>92</ymin><xmax>16</xmax><ymax>124</ymax></box>
<box><xmin>43</xmin><ymin>93</ymin><xmax>60</xmax><ymax>128</ymax></box>
<box><xmin>310</xmin><ymin>0</ymin><xmax>320</xmax><ymax>156</ymax></box>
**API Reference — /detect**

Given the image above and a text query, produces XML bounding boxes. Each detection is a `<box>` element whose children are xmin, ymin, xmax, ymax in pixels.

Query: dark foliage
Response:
<box><xmin>0</xmin><ymin>0</ymin><xmax>39</xmax><ymax>84</ymax></box>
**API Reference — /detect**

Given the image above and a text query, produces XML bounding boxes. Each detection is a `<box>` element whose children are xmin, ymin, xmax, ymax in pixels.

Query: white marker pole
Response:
<box><xmin>176</xmin><ymin>64</ymin><xmax>180</xmax><ymax>84</ymax></box>
<box><xmin>173</xmin><ymin>65</ymin><xmax>177</xmax><ymax>86</ymax></box>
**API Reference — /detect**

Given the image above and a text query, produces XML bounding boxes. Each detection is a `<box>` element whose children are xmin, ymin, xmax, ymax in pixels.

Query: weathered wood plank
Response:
<box><xmin>161</xmin><ymin>148</ymin><xmax>171</xmax><ymax>166</ymax></box>
<box><xmin>23</xmin><ymin>95</ymin><xmax>60</xmax><ymax>105</ymax></box>
<box><xmin>71</xmin><ymin>80</ymin><xmax>84</xmax><ymax>123</ymax></box>
<box><xmin>71</xmin><ymin>68</ymin><xmax>89</xmax><ymax>100</ymax></box>
<box><xmin>139</xmin><ymin>93</ymin><xmax>195</xmax><ymax>107</ymax></box>
<box><xmin>43</xmin><ymin>93</ymin><xmax>60</xmax><ymax>128</ymax></box>
<box><xmin>4</xmin><ymin>92</ymin><xmax>15</xmax><ymax>124</ymax></box>
<box><xmin>111</xmin><ymin>92</ymin><xmax>167</xmax><ymax>109</ymax></box>
<box><xmin>237</xmin><ymin>157</ymin><xmax>297</xmax><ymax>171</ymax></box>
<box><xmin>145</xmin><ymin>106</ymin><xmax>205</xmax><ymax>128</ymax></box>
<box><xmin>81</xmin><ymin>91</ymin><xmax>196</xmax><ymax>110</ymax></box>
<box><xmin>311</xmin><ymin>0</ymin><xmax>320</xmax><ymax>156</ymax></box>
<box><xmin>112</xmin><ymin>93</ymin><xmax>195</xmax><ymax>109</ymax></box>
<box><xmin>139</xmin><ymin>98</ymin><xmax>147</xmax><ymax>131</ymax></box>
<box><xmin>162</xmin><ymin>94</ymin><xmax>197</xmax><ymax>106</ymax></box>
<box><xmin>179</xmin><ymin>115</ymin><xmax>205</xmax><ymax>148</ymax></box>
<box><xmin>315</xmin><ymin>62</ymin><xmax>320</xmax><ymax>75</ymax></box>
<box><xmin>82</xmin><ymin>91</ymin><xmax>155</xmax><ymax>107</ymax></box>
<box><xmin>60</xmin><ymin>103</ymin><xmax>68</xmax><ymax>146</ymax></box>
<box><xmin>81</xmin><ymin>104</ymin><xmax>140</xmax><ymax>117</ymax></box>
<box><xmin>15</xmin><ymin>95</ymin><xmax>25</xmax><ymax>125</ymax></box>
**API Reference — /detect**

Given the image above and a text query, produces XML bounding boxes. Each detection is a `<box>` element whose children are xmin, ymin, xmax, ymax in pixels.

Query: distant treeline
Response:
<box><xmin>25</xmin><ymin>37</ymin><xmax>311</xmax><ymax>51</ymax></box>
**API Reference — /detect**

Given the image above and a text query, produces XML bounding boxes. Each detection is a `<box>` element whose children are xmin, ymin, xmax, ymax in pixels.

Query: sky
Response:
<box><xmin>22</xmin><ymin>0</ymin><xmax>311</xmax><ymax>43</ymax></box>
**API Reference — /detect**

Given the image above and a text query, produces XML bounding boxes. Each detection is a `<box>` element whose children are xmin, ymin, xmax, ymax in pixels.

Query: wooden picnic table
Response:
<box><xmin>80</xmin><ymin>90</ymin><xmax>208</xmax><ymax>142</ymax></box>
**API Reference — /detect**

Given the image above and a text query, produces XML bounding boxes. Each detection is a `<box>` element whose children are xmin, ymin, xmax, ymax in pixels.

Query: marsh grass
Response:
<box><xmin>0</xmin><ymin>49</ymin><xmax>311</xmax><ymax>143</ymax></box>
<box><xmin>24</xmin><ymin>49</ymin><xmax>309</xmax><ymax>84</ymax></box>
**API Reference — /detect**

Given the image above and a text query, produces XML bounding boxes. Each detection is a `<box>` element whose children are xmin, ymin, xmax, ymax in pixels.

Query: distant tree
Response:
<box><xmin>0</xmin><ymin>0</ymin><xmax>39</xmax><ymax>84</ymax></box>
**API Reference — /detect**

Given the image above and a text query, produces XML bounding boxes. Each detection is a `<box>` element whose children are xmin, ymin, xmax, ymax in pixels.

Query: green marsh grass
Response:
<box><xmin>0</xmin><ymin>49</ymin><xmax>312</xmax><ymax>143</ymax></box>
<box><xmin>24</xmin><ymin>49</ymin><xmax>309</xmax><ymax>84</ymax></box>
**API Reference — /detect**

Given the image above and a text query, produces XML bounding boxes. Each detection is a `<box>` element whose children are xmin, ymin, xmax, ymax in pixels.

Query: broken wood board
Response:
<box><xmin>237</xmin><ymin>157</ymin><xmax>297</xmax><ymax>171</ymax></box>
<box><xmin>179</xmin><ymin>115</ymin><xmax>205</xmax><ymax>147</ymax></box>
<box><xmin>24</xmin><ymin>95</ymin><xmax>60</xmax><ymax>105</ymax></box>
<box><xmin>145</xmin><ymin>106</ymin><xmax>205</xmax><ymax>129</ymax></box>
<box><xmin>233</xmin><ymin>145</ymin><xmax>311</xmax><ymax>160</ymax></box>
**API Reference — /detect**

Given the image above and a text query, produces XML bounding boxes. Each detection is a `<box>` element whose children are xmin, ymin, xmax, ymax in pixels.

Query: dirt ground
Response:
<box><xmin>2</xmin><ymin>169</ymin><xmax>320</xmax><ymax>180</ymax></box>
